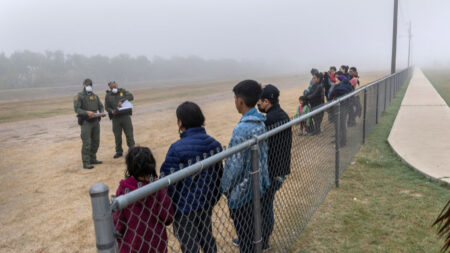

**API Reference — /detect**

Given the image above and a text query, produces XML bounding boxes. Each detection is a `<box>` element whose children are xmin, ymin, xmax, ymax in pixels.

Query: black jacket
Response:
<box><xmin>305</xmin><ymin>82</ymin><xmax>325</xmax><ymax>108</ymax></box>
<box><xmin>264</xmin><ymin>104</ymin><xmax>292</xmax><ymax>179</ymax></box>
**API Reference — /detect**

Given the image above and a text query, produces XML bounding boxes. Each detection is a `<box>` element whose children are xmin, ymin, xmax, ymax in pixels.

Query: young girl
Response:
<box><xmin>114</xmin><ymin>146</ymin><xmax>174</xmax><ymax>253</ymax></box>
<box><xmin>295</xmin><ymin>96</ymin><xmax>311</xmax><ymax>136</ymax></box>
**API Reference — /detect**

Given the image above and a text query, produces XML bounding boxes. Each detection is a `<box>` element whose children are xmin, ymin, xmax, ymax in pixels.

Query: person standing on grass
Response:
<box><xmin>220</xmin><ymin>80</ymin><xmax>270</xmax><ymax>253</ymax></box>
<box><xmin>160</xmin><ymin>101</ymin><xmax>223</xmax><ymax>253</ymax></box>
<box><xmin>113</xmin><ymin>146</ymin><xmax>174</xmax><ymax>253</ymax></box>
<box><xmin>73</xmin><ymin>78</ymin><xmax>106</xmax><ymax>169</ymax></box>
<box><xmin>305</xmin><ymin>72</ymin><xmax>325</xmax><ymax>135</ymax></box>
<box><xmin>257</xmin><ymin>84</ymin><xmax>292</xmax><ymax>250</ymax></box>
<box><xmin>105</xmin><ymin>81</ymin><xmax>135</xmax><ymax>159</ymax></box>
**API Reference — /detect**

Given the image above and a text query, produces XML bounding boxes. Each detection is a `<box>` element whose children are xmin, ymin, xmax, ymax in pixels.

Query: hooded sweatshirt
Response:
<box><xmin>113</xmin><ymin>177</ymin><xmax>174</xmax><ymax>253</ymax></box>
<box><xmin>220</xmin><ymin>108</ymin><xmax>270</xmax><ymax>209</ymax></box>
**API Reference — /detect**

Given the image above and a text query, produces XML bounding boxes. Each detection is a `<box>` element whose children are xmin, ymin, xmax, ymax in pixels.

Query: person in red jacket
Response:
<box><xmin>113</xmin><ymin>146</ymin><xmax>174</xmax><ymax>253</ymax></box>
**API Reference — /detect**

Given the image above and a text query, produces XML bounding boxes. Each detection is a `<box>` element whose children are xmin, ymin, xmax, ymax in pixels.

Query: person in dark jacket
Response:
<box><xmin>257</xmin><ymin>84</ymin><xmax>292</xmax><ymax>250</ymax></box>
<box><xmin>323</xmin><ymin>71</ymin><xmax>332</xmax><ymax>102</ymax></box>
<box><xmin>304</xmin><ymin>68</ymin><xmax>319</xmax><ymax>95</ymax></box>
<box><xmin>328</xmin><ymin>73</ymin><xmax>353</xmax><ymax>146</ymax></box>
<box><xmin>160</xmin><ymin>101</ymin><xmax>223</xmax><ymax>253</ymax></box>
<box><xmin>305</xmin><ymin>72</ymin><xmax>325</xmax><ymax>135</ymax></box>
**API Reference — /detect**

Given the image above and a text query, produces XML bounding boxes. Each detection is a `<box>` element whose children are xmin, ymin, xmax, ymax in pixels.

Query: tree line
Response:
<box><xmin>0</xmin><ymin>51</ymin><xmax>274</xmax><ymax>89</ymax></box>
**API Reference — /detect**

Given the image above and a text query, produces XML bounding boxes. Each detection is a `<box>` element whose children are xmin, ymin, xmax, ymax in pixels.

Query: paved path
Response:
<box><xmin>388</xmin><ymin>68</ymin><xmax>450</xmax><ymax>184</ymax></box>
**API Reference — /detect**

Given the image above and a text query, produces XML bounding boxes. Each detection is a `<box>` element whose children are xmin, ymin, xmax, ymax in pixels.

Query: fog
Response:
<box><xmin>1</xmin><ymin>0</ymin><xmax>450</xmax><ymax>88</ymax></box>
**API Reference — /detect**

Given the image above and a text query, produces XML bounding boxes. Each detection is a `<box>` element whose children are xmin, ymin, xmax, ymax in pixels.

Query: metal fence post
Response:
<box><xmin>251</xmin><ymin>144</ymin><xmax>263</xmax><ymax>253</ymax></box>
<box><xmin>390</xmin><ymin>78</ymin><xmax>392</xmax><ymax>103</ymax></box>
<box><xmin>362</xmin><ymin>89</ymin><xmax>367</xmax><ymax>144</ymax></box>
<box><xmin>394</xmin><ymin>76</ymin><xmax>397</xmax><ymax>94</ymax></box>
<box><xmin>376</xmin><ymin>82</ymin><xmax>379</xmax><ymax>124</ymax></box>
<box><xmin>335</xmin><ymin>102</ymin><xmax>341</xmax><ymax>187</ymax></box>
<box><xmin>389</xmin><ymin>77</ymin><xmax>392</xmax><ymax>103</ymax></box>
<box><xmin>90</xmin><ymin>183</ymin><xmax>115</xmax><ymax>253</ymax></box>
<box><xmin>384</xmin><ymin>79</ymin><xmax>388</xmax><ymax>110</ymax></box>
<box><xmin>391</xmin><ymin>76</ymin><xmax>394</xmax><ymax>100</ymax></box>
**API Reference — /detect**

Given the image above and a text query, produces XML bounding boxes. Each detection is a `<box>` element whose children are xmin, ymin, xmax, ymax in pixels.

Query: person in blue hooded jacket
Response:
<box><xmin>160</xmin><ymin>101</ymin><xmax>223</xmax><ymax>253</ymax></box>
<box><xmin>327</xmin><ymin>72</ymin><xmax>353</xmax><ymax>147</ymax></box>
<box><xmin>220</xmin><ymin>80</ymin><xmax>270</xmax><ymax>253</ymax></box>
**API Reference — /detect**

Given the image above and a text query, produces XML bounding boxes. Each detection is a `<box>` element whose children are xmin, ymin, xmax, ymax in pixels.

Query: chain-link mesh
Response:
<box><xmin>90</xmin><ymin>69</ymin><xmax>412</xmax><ymax>253</ymax></box>
<box><xmin>365</xmin><ymin>85</ymin><xmax>378</xmax><ymax>135</ymax></box>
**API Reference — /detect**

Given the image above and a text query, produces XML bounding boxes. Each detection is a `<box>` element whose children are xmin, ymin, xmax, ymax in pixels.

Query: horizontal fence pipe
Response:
<box><xmin>111</xmin><ymin>138</ymin><xmax>257</xmax><ymax>211</ymax></box>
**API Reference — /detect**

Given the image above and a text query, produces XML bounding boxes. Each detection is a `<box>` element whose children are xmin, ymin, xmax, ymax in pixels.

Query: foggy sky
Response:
<box><xmin>1</xmin><ymin>0</ymin><xmax>450</xmax><ymax>71</ymax></box>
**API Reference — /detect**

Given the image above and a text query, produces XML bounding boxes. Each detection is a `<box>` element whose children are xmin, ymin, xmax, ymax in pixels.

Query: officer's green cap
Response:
<box><xmin>83</xmin><ymin>79</ymin><xmax>92</xmax><ymax>86</ymax></box>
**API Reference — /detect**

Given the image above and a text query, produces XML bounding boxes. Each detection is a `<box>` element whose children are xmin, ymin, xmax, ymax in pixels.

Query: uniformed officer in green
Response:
<box><xmin>74</xmin><ymin>79</ymin><xmax>106</xmax><ymax>169</ymax></box>
<box><xmin>104</xmin><ymin>81</ymin><xmax>135</xmax><ymax>158</ymax></box>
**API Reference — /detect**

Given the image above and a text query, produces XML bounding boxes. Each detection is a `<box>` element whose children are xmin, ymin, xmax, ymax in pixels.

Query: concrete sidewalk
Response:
<box><xmin>388</xmin><ymin>68</ymin><xmax>450</xmax><ymax>184</ymax></box>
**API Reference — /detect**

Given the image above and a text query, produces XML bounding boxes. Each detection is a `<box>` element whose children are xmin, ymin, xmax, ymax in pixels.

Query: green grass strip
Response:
<box><xmin>290</xmin><ymin>77</ymin><xmax>450</xmax><ymax>253</ymax></box>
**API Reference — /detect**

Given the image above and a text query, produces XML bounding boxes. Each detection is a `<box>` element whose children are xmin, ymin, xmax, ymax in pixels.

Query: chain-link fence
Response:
<box><xmin>89</xmin><ymin>68</ymin><xmax>412</xmax><ymax>253</ymax></box>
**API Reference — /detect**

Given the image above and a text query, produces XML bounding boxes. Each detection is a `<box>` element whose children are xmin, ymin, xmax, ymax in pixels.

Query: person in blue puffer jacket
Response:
<box><xmin>160</xmin><ymin>101</ymin><xmax>223</xmax><ymax>253</ymax></box>
<box><xmin>327</xmin><ymin>72</ymin><xmax>353</xmax><ymax>147</ymax></box>
<box><xmin>221</xmin><ymin>80</ymin><xmax>270</xmax><ymax>253</ymax></box>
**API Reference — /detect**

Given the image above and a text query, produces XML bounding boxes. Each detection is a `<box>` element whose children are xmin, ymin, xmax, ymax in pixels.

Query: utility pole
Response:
<box><xmin>408</xmin><ymin>21</ymin><xmax>412</xmax><ymax>67</ymax></box>
<box><xmin>391</xmin><ymin>0</ymin><xmax>398</xmax><ymax>74</ymax></box>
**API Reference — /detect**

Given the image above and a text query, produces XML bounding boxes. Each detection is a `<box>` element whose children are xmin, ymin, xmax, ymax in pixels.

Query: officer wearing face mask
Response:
<box><xmin>256</xmin><ymin>84</ymin><xmax>292</xmax><ymax>248</ymax></box>
<box><xmin>104</xmin><ymin>81</ymin><xmax>135</xmax><ymax>159</ymax></box>
<box><xmin>74</xmin><ymin>78</ymin><xmax>106</xmax><ymax>169</ymax></box>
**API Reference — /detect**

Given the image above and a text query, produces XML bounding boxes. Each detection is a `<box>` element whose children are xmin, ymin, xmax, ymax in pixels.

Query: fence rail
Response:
<box><xmin>89</xmin><ymin>68</ymin><xmax>412</xmax><ymax>253</ymax></box>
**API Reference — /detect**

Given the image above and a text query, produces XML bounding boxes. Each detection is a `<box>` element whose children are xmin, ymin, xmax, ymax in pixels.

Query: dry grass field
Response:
<box><xmin>0</xmin><ymin>73</ymin><xmax>384</xmax><ymax>252</ymax></box>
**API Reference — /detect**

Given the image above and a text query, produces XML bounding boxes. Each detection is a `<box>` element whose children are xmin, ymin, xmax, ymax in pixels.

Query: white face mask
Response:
<box><xmin>85</xmin><ymin>86</ymin><xmax>93</xmax><ymax>92</ymax></box>
<box><xmin>112</xmin><ymin>88</ymin><xmax>118</xmax><ymax>94</ymax></box>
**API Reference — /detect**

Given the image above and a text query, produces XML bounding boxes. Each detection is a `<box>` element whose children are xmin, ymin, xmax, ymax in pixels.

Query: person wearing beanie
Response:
<box><xmin>257</xmin><ymin>84</ymin><xmax>292</xmax><ymax>250</ymax></box>
<box><xmin>73</xmin><ymin>78</ymin><xmax>106</xmax><ymax>169</ymax></box>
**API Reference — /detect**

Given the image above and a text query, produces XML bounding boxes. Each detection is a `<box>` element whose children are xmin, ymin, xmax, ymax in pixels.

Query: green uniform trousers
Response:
<box><xmin>81</xmin><ymin>120</ymin><xmax>100</xmax><ymax>165</ymax></box>
<box><xmin>112</xmin><ymin>115</ymin><xmax>135</xmax><ymax>154</ymax></box>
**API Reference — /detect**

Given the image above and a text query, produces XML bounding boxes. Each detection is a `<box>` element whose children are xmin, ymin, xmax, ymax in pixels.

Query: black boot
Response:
<box><xmin>91</xmin><ymin>160</ymin><xmax>103</xmax><ymax>164</ymax></box>
<box><xmin>113</xmin><ymin>153</ymin><xmax>123</xmax><ymax>159</ymax></box>
<box><xmin>83</xmin><ymin>164</ymin><xmax>94</xmax><ymax>169</ymax></box>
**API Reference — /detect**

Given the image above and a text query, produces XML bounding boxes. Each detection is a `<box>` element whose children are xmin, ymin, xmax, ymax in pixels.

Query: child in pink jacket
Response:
<box><xmin>113</xmin><ymin>146</ymin><xmax>174</xmax><ymax>253</ymax></box>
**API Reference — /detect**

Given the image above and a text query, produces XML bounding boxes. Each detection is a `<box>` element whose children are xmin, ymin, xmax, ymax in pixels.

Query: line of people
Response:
<box><xmin>78</xmin><ymin>65</ymin><xmax>362</xmax><ymax>252</ymax></box>
<box><xmin>113</xmin><ymin>80</ymin><xmax>292</xmax><ymax>253</ymax></box>
<box><xmin>296</xmin><ymin>65</ymin><xmax>362</xmax><ymax>146</ymax></box>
